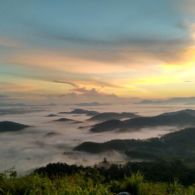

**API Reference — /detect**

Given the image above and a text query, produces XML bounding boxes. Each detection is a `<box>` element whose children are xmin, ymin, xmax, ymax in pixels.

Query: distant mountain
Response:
<box><xmin>47</xmin><ymin>114</ymin><xmax>58</xmax><ymax>117</ymax></box>
<box><xmin>138</xmin><ymin>97</ymin><xmax>195</xmax><ymax>105</ymax></box>
<box><xmin>0</xmin><ymin>108</ymin><xmax>43</xmax><ymax>116</ymax></box>
<box><xmin>0</xmin><ymin>121</ymin><xmax>29</xmax><ymax>133</ymax></box>
<box><xmin>74</xmin><ymin>102</ymin><xmax>104</xmax><ymax>107</ymax></box>
<box><xmin>59</xmin><ymin>109</ymin><xmax>99</xmax><ymax>116</ymax></box>
<box><xmin>161</xmin><ymin>109</ymin><xmax>195</xmax><ymax>117</ymax></box>
<box><xmin>59</xmin><ymin>109</ymin><xmax>138</xmax><ymax>122</ymax></box>
<box><xmin>91</xmin><ymin>119</ymin><xmax>122</xmax><ymax>132</ymax></box>
<box><xmin>88</xmin><ymin>112</ymin><xmax>138</xmax><ymax>122</ymax></box>
<box><xmin>54</xmin><ymin>118</ymin><xmax>82</xmax><ymax>123</ymax></box>
<box><xmin>75</xmin><ymin>127</ymin><xmax>195</xmax><ymax>162</ymax></box>
<box><xmin>45</xmin><ymin>132</ymin><xmax>60</xmax><ymax>137</ymax></box>
<box><xmin>90</xmin><ymin>109</ymin><xmax>195</xmax><ymax>132</ymax></box>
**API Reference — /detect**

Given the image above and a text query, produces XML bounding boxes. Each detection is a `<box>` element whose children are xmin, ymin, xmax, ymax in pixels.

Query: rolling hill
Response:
<box><xmin>75</xmin><ymin>127</ymin><xmax>195</xmax><ymax>162</ymax></box>
<box><xmin>88</xmin><ymin>112</ymin><xmax>138</xmax><ymax>122</ymax></box>
<box><xmin>0</xmin><ymin>121</ymin><xmax>29</xmax><ymax>133</ymax></box>
<box><xmin>90</xmin><ymin>109</ymin><xmax>195</xmax><ymax>132</ymax></box>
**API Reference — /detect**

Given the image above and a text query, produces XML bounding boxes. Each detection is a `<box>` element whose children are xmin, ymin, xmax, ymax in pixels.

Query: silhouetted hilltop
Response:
<box><xmin>54</xmin><ymin>118</ymin><xmax>82</xmax><ymax>123</ymax></box>
<box><xmin>45</xmin><ymin>132</ymin><xmax>60</xmax><ymax>137</ymax></box>
<box><xmin>0</xmin><ymin>121</ymin><xmax>29</xmax><ymax>132</ymax></box>
<box><xmin>59</xmin><ymin>108</ymin><xmax>99</xmax><ymax>116</ymax></box>
<box><xmin>46</xmin><ymin>114</ymin><xmax>58</xmax><ymax>117</ymax></box>
<box><xmin>75</xmin><ymin>102</ymin><xmax>103</xmax><ymax>106</ymax></box>
<box><xmin>88</xmin><ymin>112</ymin><xmax>138</xmax><ymax>121</ymax></box>
<box><xmin>139</xmin><ymin>97</ymin><xmax>195</xmax><ymax>105</ymax></box>
<box><xmin>91</xmin><ymin>119</ymin><xmax>122</xmax><ymax>132</ymax></box>
<box><xmin>160</xmin><ymin>109</ymin><xmax>195</xmax><ymax>117</ymax></box>
<box><xmin>0</xmin><ymin>108</ymin><xmax>43</xmax><ymax>115</ymax></box>
<box><xmin>75</xmin><ymin>127</ymin><xmax>195</xmax><ymax>162</ymax></box>
<box><xmin>90</xmin><ymin>109</ymin><xmax>195</xmax><ymax>132</ymax></box>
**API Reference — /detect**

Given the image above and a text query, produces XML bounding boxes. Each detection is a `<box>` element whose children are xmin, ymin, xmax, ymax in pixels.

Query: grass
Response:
<box><xmin>1</xmin><ymin>170</ymin><xmax>195</xmax><ymax>195</ymax></box>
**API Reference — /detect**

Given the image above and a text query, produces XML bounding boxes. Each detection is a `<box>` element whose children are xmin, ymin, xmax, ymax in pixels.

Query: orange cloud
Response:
<box><xmin>7</xmin><ymin>47</ymin><xmax>162</xmax><ymax>75</ymax></box>
<box><xmin>8</xmin><ymin>51</ymin><xmax>125</xmax><ymax>74</ymax></box>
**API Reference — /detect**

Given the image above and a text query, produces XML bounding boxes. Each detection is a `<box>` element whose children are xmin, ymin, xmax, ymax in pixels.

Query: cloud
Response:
<box><xmin>53</xmin><ymin>87</ymin><xmax>127</xmax><ymax>104</ymax></box>
<box><xmin>7</xmin><ymin>51</ymin><xmax>130</xmax><ymax>74</ymax></box>
<box><xmin>1</xmin><ymin>0</ymin><xmax>195</xmax><ymax>99</ymax></box>
<box><xmin>52</xmin><ymin>80</ymin><xmax>78</xmax><ymax>88</ymax></box>
<box><xmin>2</xmin><ymin>0</ymin><xmax>195</xmax><ymax>74</ymax></box>
<box><xmin>73</xmin><ymin>87</ymin><xmax>100</xmax><ymax>96</ymax></box>
<box><xmin>52</xmin><ymin>79</ymin><xmax>122</xmax><ymax>89</ymax></box>
<box><xmin>34</xmin><ymin>26</ymin><xmax>192</xmax><ymax>65</ymax></box>
<box><xmin>5</xmin><ymin>29</ymin><xmax>193</xmax><ymax>72</ymax></box>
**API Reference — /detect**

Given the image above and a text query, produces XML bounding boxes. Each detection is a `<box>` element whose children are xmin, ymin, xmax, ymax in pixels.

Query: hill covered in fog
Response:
<box><xmin>0</xmin><ymin>121</ymin><xmax>29</xmax><ymax>133</ymax></box>
<box><xmin>90</xmin><ymin>109</ymin><xmax>195</xmax><ymax>132</ymax></box>
<box><xmin>75</xmin><ymin>127</ymin><xmax>195</xmax><ymax>162</ymax></box>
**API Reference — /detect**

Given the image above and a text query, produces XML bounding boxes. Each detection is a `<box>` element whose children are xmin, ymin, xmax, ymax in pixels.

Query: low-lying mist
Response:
<box><xmin>1</xmin><ymin>103</ymin><xmax>195</xmax><ymax>173</ymax></box>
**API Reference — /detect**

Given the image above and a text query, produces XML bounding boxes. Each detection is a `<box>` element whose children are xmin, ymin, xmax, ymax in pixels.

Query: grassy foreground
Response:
<box><xmin>1</xmin><ymin>161</ymin><xmax>195</xmax><ymax>195</ymax></box>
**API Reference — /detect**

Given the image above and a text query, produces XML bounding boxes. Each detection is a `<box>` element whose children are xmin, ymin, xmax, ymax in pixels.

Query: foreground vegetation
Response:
<box><xmin>1</xmin><ymin>160</ymin><xmax>195</xmax><ymax>194</ymax></box>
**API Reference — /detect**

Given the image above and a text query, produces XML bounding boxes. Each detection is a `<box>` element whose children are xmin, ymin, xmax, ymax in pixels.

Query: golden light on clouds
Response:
<box><xmin>1</xmin><ymin>0</ymin><xmax>195</xmax><ymax>102</ymax></box>
<box><xmin>4</xmin><ymin>45</ymin><xmax>195</xmax><ymax>99</ymax></box>
<box><xmin>8</xmin><ymin>51</ymin><xmax>133</xmax><ymax>74</ymax></box>
<box><xmin>3</xmin><ymin>22</ymin><xmax>195</xmax><ymax>99</ymax></box>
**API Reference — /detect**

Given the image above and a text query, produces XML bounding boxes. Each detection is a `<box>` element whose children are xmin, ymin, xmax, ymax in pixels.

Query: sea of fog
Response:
<box><xmin>1</xmin><ymin>103</ymin><xmax>195</xmax><ymax>174</ymax></box>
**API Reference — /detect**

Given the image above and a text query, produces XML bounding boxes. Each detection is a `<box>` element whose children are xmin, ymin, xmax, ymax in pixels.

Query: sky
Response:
<box><xmin>0</xmin><ymin>0</ymin><xmax>195</xmax><ymax>103</ymax></box>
